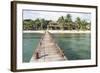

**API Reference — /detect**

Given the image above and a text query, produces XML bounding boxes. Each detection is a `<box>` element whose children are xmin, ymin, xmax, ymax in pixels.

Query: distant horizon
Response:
<box><xmin>23</xmin><ymin>10</ymin><xmax>91</xmax><ymax>22</ymax></box>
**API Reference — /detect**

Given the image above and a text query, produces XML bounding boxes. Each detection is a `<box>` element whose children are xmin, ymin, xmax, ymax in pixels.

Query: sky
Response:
<box><xmin>23</xmin><ymin>10</ymin><xmax>91</xmax><ymax>22</ymax></box>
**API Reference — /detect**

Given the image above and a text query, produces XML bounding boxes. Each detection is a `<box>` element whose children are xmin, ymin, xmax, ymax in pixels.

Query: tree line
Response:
<box><xmin>23</xmin><ymin>14</ymin><xmax>90</xmax><ymax>30</ymax></box>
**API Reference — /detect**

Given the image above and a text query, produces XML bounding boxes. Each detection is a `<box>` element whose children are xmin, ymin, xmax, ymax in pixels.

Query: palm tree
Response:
<box><xmin>57</xmin><ymin>16</ymin><xmax>65</xmax><ymax>30</ymax></box>
<box><xmin>75</xmin><ymin>17</ymin><xmax>82</xmax><ymax>30</ymax></box>
<box><xmin>81</xmin><ymin>20</ymin><xmax>89</xmax><ymax>30</ymax></box>
<box><xmin>23</xmin><ymin>19</ymin><xmax>34</xmax><ymax>30</ymax></box>
<box><xmin>34</xmin><ymin>18</ymin><xmax>41</xmax><ymax>30</ymax></box>
<box><xmin>40</xmin><ymin>19</ymin><xmax>47</xmax><ymax>30</ymax></box>
<box><xmin>65</xmin><ymin>14</ymin><xmax>72</xmax><ymax>30</ymax></box>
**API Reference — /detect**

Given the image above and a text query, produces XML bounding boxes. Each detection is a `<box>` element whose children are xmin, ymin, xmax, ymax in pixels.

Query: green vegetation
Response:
<box><xmin>23</xmin><ymin>14</ymin><xmax>90</xmax><ymax>30</ymax></box>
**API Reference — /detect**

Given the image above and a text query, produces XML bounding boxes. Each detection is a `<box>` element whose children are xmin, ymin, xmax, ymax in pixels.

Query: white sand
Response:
<box><xmin>23</xmin><ymin>30</ymin><xmax>90</xmax><ymax>34</ymax></box>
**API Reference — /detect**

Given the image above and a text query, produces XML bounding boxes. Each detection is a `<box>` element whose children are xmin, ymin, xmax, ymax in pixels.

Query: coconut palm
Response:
<box><xmin>23</xmin><ymin>19</ymin><xmax>34</xmax><ymax>30</ymax></box>
<box><xmin>65</xmin><ymin>14</ymin><xmax>72</xmax><ymax>30</ymax></box>
<box><xmin>40</xmin><ymin>19</ymin><xmax>47</xmax><ymax>30</ymax></box>
<box><xmin>75</xmin><ymin>17</ymin><xmax>82</xmax><ymax>30</ymax></box>
<box><xmin>81</xmin><ymin>20</ymin><xmax>89</xmax><ymax>30</ymax></box>
<box><xmin>57</xmin><ymin>16</ymin><xmax>65</xmax><ymax>30</ymax></box>
<box><xmin>34</xmin><ymin>18</ymin><xmax>41</xmax><ymax>30</ymax></box>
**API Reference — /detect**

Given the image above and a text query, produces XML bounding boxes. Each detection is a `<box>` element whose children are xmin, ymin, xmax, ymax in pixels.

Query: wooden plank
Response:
<box><xmin>30</xmin><ymin>31</ymin><xmax>67</xmax><ymax>62</ymax></box>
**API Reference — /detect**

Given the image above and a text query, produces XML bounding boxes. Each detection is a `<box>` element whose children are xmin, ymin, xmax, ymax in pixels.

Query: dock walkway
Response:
<box><xmin>30</xmin><ymin>31</ymin><xmax>67</xmax><ymax>62</ymax></box>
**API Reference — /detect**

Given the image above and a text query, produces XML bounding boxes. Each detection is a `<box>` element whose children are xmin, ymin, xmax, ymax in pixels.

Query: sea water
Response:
<box><xmin>23</xmin><ymin>33</ymin><xmax>91</xmax><ymax>62</ymax></box>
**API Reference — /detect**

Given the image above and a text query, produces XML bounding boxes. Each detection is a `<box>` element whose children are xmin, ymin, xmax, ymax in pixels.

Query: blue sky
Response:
<box><xmin>23</xmin><ymin>10</ymin><xmax>91</xmax><ymax>22</ymax></box>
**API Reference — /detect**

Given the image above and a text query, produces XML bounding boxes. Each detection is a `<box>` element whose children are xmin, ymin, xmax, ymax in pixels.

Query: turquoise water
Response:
<box><xmin>53</xmin><ymin>33</ymin><xmax>91</xmax><ymax>60</ymax></box>
<box><xmin>23</xmin><ymin>33</ymin><xmax>43</xmax><ymax>62</ymax></box>
<box><xmin>23</xmin><ymin>33</ymin><xmax>91</xmax><ymax>62</ymax></box>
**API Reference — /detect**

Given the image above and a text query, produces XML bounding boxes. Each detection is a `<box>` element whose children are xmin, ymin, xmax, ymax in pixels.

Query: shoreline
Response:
<box><xmin>23</xmin><ymin>30</ymin><xmax>91</xmax><ymax>34</ymax></box>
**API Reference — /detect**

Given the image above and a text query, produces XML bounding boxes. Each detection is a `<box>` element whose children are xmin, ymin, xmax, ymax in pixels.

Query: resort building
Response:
<box><xmin>47</xmin><ymin>21</ymin><xmax>78</xmax><ymax>30</ymax></box>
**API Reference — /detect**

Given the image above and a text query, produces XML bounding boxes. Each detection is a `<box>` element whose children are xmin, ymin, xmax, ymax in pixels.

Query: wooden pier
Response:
<box><xmin>30</xmin><ymin>31</ymin><xmax>67</xmax><ymax>62</ymax></box>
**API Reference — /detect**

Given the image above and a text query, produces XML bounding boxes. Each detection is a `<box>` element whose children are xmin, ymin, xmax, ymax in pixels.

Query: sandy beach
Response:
<box><xmin>23</xmin><ymin>30</ymin><xmax>91</xmax><ymax>34</ymax></box>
